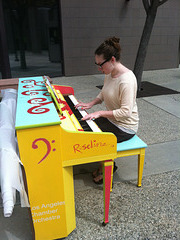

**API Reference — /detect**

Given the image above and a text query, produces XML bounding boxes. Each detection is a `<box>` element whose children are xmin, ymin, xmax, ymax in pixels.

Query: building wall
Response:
<box><xmin>60</xmin><ymin>0</ymin><xmax>180</xmax><ymax>76</ymax></box>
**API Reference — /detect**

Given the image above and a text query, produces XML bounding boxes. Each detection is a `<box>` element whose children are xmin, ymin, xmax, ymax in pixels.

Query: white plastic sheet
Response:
<box><xmin>0</xmin><ymin>89</ymin><xmax>29</xmax><ymax>217</ymax></box>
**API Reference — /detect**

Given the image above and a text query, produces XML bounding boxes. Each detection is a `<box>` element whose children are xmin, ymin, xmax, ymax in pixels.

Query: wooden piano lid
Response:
<box><xmin>0</xmin><ymin>78</ymin><xmax>19</xmax><ymax>90</ymax></box>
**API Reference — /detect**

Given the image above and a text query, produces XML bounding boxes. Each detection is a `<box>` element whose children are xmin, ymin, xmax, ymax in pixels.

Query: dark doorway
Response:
<box><xmin>1</xmin><ymin>0</ymin><xmax>63</xmax><ymax>79</ymax></box>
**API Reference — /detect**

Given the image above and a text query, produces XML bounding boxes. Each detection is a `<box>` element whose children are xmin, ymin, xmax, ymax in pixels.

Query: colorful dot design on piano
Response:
<box><xmin>58</xmin><ymin>99</ymin><xmax>73</xmax><ymax>116</ymax></box>
<box><xmin>60</xmin><ymin>116</ymin><xmax>66</xmax><ymax>120</ymax></box>
<box><xmin>27</xmin><ymin>98</ymin><xmax>52</xmax><ymax>114</ymax></box>
<box><xmin>52</xmin><ymin>140</ymin><xmax>56</xmax><ymax>152</ymax></box>
<box><xmin>32</xmin><ymin>138</ymin><xmax>56</xmax><ymax>164</ymax></box>
<box><xmin>21</xmin><ymin>79</ymin><xmax>46</xmax><ymax>88</ymax></box>
<box><xmin>21</xmin><ymin>89</ymin><xmax>50</xmax><ymax>96</ymax></box>
<box><xmin>20</xmin><ymin>79</ymin><xmax>52</xmax><ymax>114</ymax></box>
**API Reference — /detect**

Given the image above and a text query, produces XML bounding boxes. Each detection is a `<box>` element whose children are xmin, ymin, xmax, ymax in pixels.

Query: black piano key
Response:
<box><xmin>64</xmin><ymin>96</ymin><xmax>92</xmax><ymax>132</ymax></box>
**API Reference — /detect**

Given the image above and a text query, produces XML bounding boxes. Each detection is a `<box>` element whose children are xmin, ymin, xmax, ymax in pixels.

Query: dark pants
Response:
<box><xmin>94</xmin><ymin>117</ymin><xmax>135</xmax><ymax>172</ymax></box>
<box><xmin>95</xmin><ymin>117</ymin><xmax>135</xmax><ymax>143</ymax></box>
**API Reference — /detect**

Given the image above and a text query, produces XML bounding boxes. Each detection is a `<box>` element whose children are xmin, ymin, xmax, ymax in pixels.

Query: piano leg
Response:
<box><xmin>102</xmin><ymin>159</ymin><xmax>113</xmax><ymax>226</ymax></box>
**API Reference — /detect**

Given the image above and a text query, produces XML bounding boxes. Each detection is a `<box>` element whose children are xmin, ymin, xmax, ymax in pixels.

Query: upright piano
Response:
<box><xmin>15</xmin><ymin>76</ymin><xmax>117</xmax><ymax>240</ymax></box>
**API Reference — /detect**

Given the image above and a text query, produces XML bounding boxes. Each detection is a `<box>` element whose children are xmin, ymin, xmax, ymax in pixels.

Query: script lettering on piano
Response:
<box><xmin>73</xmin><ymin>140</ymin><xmax>115</xmax><ymax>154</ymax></box>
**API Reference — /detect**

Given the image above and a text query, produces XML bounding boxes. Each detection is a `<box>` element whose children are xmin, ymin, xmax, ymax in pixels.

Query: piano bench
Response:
<box><xmin>115</xmin><ymin>135</ymin><xmax>147</xmax><ymax>187</ymax></box>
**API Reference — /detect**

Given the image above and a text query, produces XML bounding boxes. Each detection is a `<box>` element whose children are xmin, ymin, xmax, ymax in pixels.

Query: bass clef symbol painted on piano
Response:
<box><xmin>27</xmin><ymin>98</ymin><xmax>52</xmax><ymax>114</ymax></box>
<box><xmin>32</xmin><ymin>138</ymin><xmax>56</xmax><ymax>164</ymax></box>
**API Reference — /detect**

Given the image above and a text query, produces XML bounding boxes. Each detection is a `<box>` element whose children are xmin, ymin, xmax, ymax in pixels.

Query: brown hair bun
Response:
<box><xmin>95</xmin><ymin>36</ymin><xmax>121</xmax><ymax>61</ymax></box>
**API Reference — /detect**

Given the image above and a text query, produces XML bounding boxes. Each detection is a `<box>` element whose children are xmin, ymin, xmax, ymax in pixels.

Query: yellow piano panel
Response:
<box><xmin>16</xmin><ymin>76</ymin><xmax>116</xmax><ymax>239</ymax></box>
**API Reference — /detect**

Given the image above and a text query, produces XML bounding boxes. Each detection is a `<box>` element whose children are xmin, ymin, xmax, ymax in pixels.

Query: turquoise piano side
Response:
<box><xmin>15</xmin><ymin>76</ymin><xmax>61</xmax><ymax>130</ymax></box>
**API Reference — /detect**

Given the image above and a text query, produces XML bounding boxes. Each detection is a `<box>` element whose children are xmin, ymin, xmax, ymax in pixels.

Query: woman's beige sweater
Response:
<box><xmin>96</xmin><ymin>71</ymin><xmax>139</xmax><ymax>133</ymax></box>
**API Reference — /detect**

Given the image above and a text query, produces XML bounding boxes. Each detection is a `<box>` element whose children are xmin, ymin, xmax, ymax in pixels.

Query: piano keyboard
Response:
<box><xmin>64</xmin><ymin>95</ymin><xmax>101</xmax><ymax>132</ymax></box>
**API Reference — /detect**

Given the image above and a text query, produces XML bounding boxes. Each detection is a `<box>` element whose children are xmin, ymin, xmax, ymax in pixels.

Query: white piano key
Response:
<box><xmin>68</xmin><ymin>95</ymin><xmax>101</xmax><ymax>132</ymax></box>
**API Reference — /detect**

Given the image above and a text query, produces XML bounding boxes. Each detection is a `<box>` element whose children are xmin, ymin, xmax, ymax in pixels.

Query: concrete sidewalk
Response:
<box><xmin>0</xmin><ymin>67</ymin><xmax>180</xmax><ymax>239</ymax></box>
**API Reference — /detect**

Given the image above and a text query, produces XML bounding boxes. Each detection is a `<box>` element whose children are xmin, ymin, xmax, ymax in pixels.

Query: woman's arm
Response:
<box><xmin>82</xmin><ymin>110</ymin><xmax>115</xmax><ymax>121</ymax></box>
<box><xmin>75</xmin><ymin>97</ymin><xmax>102</xmax><ymax>110</ymax></box>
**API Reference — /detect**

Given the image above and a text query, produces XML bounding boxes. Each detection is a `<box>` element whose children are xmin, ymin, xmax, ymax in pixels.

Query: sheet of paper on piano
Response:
<box><xmin>44</xmin><ymin>76</ymin><xmax>63</xmax><ymax>116</ymax></box>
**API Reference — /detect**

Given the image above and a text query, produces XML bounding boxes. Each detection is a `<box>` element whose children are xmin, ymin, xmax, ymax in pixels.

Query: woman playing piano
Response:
<box><xmin>76</xmin><ymin>36</ymin><xmax>139</xmax><ymax>184</ymax></box>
